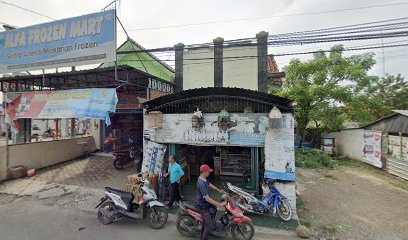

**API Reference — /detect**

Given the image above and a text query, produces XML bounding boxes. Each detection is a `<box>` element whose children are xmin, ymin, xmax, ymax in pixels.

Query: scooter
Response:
<box><xmin>96</xmin><ymin>178</ymin><xmax>168</xmax><ymax>229</ymax></box>
<box><xmin>227</xmin><ymin>179</ymin><xmax>292</xmax><ymax>221</ymax></box>
<box><xmin>176</xmin><ymin>192</ymin><xmax>255</xmax><ymax>240</ymax></box>
<box><xmin>113</xmin><ymin>138</ymin><xmax>142</xmax><ymax>171</ymax></box>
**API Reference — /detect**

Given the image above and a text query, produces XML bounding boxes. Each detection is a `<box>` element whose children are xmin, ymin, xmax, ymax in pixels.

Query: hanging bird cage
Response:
<box><xmin>192</xmin><ymin>108</ymin><xmax>204</xmax><ymax>129</ymax></box>
<box><xmin>218</xmin><ymin>108</ymin><xmax>231</xmax><ymax>131</ymax></box>
<box><xmin>269</xmin><ymin>106</ymin><xmax>283</xmax><ymax>129</ymax></box>
<box><xmin>148</xmin><ymin>111</ymin><xmax>163</xmax><ymax>129</ymax></box>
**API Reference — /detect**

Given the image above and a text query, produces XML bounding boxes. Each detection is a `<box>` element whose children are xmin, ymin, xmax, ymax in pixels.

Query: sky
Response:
<box><xmin>1</xmin><ymin>0</ymin><xmax>408</xmax><ymax>83</ymax></box>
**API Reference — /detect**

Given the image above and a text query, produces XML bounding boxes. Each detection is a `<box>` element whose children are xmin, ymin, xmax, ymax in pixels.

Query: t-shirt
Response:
<box><xmin>168</xmin><ymin>162</ymin><xmax>185</xmax><ymax>184</ymax></box>
<box><xmin>196</xmin><ymin>177</ymin><xmax>211</xmax><ymax>209</ymax></box>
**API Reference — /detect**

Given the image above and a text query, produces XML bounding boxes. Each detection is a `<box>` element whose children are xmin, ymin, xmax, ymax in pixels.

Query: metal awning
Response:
<box><xmin>0</xmin><ymin>65</ymin><xmax>175</xmax><ymax>98</ymax></box>
<box><xmin>143</xmin><ymin>87</ymin><xmax>293</xmax><ymax>114</ymax></box>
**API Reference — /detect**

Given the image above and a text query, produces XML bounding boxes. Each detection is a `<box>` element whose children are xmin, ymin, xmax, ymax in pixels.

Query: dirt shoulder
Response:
<box><xmin>297</xmin><ymin>166</ymin><xmax>408</xmax><ymax>240</ymax></box>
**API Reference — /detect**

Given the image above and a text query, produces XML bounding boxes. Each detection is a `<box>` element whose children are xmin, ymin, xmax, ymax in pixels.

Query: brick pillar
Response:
<box><xmin>174</xmin><ymin>43</ymin><xmax>185</xmax><ymax>92</ymax></box>
<box><xmin>257</xmin><ymin>31</ymin><xmax>269</xmax><ymax>93</ymax></box>
<box><xmin>213</xmin><ymin>37</ymin><xmax>224</xmax><ymax>88</ymax></box>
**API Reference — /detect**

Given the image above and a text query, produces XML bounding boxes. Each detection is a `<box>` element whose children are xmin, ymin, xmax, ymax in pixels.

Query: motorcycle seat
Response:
<box><xmin>182</xmin><ymin>201</ymin><xmax>199</xmax><ymax>212</ymax></box>
<box><xmin>105</xmin><ymin>187</ymin><xmax>134</xmax><ymax>203</ymax></box>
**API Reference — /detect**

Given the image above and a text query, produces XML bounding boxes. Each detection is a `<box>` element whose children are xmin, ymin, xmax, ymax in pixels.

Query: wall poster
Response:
<box><xmin>142</xmin><ymin>141</ymin><xmax>167</xmax><ymax>174</ymax></box>
<box><xmin>362</xmin><ymin>130</ymin><xmax>383</xmax><ymax>168</ymax></box>
<box><xmin>264</xmin><ymin>114</ymin><xmax>295</xmax><ymax>181</ymax></box>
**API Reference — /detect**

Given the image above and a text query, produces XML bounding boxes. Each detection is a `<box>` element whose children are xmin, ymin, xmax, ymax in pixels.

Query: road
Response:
<box><xmin>0</xmin><ymin>195</ymin><xmax>299</xmax><ymax>240</ymax></box>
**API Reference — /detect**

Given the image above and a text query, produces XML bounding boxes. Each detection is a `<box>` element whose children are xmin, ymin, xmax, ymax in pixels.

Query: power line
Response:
<box><xmin>124</xmin><ymin>2</ymin><xmax>408</xmax><ymax>31</ymax></box>
<box><xmin>0</xmin><ymin>1</ymin><xmax>56</xmax><ymax>20</ymax></box>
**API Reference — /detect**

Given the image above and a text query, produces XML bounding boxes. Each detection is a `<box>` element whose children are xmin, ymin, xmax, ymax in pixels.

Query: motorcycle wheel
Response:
<box><xmin>97</xmin><ymin>202</ymin><xmax>116</xmax><ymax>225</ymax></box>
<box><xmin>176</xmin><ymin>215</ymin><xmax>198</xmax><ymax>237</ymax></box>
<box><xmin>147</xmin><ymin>206</ymin><xmax>168</xmax><ymax>229</ymax></box>
<box><xmin>231</xmin><ymin>221</ymin><xmax>255</xmax><ymax>240</ymax></box>
<box><xmin>276</xmin><ymin>199</ymin><xmax>292</xmax><ymax>222</ymax></box>
<box><xmin>113</xmin><ymin>158</ymin><xmax>124</xmax><ymax>170</ymax></box>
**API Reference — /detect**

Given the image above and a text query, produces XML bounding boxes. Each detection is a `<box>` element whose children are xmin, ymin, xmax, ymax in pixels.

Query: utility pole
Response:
<box><xmin>2</xmin><ymin>23</ymin><xmax>17</xmax><ymax>174</ymax></box>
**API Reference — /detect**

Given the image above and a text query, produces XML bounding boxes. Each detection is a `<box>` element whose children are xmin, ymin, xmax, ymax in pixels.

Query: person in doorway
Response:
<box><xmin>164</xmin><ymin>155</ymin><xmax>184</xmax><ymax>208</ymax></box>
<box><xmin>104</xmin><ymin>134</ymin><xmax>116</xmax><ymax>153</ymax></box>
<box><xmin>196</xmin><ymin>164</ymin><xmax>226</xmax><ymax>240</ymax></box>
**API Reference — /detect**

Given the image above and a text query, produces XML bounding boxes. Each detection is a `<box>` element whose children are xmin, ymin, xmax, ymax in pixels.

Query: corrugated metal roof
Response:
<box><xmin>393</xmin><ymin>110</ymin><xmax>408</xmax><ymax>117</ymax></box>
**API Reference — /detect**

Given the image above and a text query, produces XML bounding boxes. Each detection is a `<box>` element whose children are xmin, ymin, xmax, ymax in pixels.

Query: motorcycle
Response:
<box><xmin>227</xmin><ymin>179</ymin><xmax>292</xmax><ymax>221</ymax></box>
<box><xmin>176</xmin><ymin>192</ymin><xmax>255</xmax><ymax>240</ymax></box>
<box><xmin>96</xmin><ymin>178</ymin><xmax>168</xmax><ymax>229</ymax></box>
<box><xmin>113</xmin><ymin>138</ymin><xmax>142</xmax><ymax>171</ymax></box>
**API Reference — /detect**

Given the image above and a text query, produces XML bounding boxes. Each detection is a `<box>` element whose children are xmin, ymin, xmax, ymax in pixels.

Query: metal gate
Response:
<box><xmin>387</xmin><ymin>134</ymin><xmax>408</xmax><ymax>180</ymax></box>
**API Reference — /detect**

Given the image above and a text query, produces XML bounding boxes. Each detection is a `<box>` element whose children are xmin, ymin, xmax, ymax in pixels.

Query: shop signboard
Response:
<box><xmin>148</xmin><ymin>113</ymin><xmax>269</xmax><ymax>146</ymax></box>
<box><xmin>5</xmin><ymin>88</ymin><xmax>117</xmax><ymax>130</ymax></box>
<box><xmin>264</xmin><ymin>114</ymin><xmax>296</xmax><ymax>181</ymax></box>
<box><xmin>0</xmin><ymin>10</ymin><xmax>116</xmax><ymax>73</ymax></box>
<box><xmin>362</xmin><ymin>130</ymin><xmax>382</xmax><ymax>168</ymax></box>
<box><xmin>148</xmin><ymin>78</ymin><xmax>174</xmax><ymax>94</ymax></box>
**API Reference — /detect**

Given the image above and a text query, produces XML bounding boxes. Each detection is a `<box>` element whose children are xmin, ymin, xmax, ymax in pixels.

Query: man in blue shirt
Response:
<box><xmin>164</xmin><ymin>155</ymin><xmax>184</xmax><ymax>208</ymax></box>
<box><xmin>197</xmin><ymin>164</ymin><xmax>226</xmax><ymax>240</ymax></box>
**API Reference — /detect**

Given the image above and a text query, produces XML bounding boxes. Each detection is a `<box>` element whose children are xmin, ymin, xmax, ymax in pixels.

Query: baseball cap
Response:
<box><xmin>200</xmin><ymin>164</ymin><xmax>213</xmax><ymax>173</ymax></box>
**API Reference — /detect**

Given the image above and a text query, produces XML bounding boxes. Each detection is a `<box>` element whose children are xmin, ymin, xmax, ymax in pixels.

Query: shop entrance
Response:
<box><xmin>104</xmin><ymin>111</ymin><xmax>143</xmax><ymax>151</ymax></box>
<box><xmin>167</xmin><ymin>144</ymin><xmax>262</xmax><ymax>201</ymax></box>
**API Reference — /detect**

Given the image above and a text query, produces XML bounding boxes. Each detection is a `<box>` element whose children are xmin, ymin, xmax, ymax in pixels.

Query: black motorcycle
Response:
<box><xmin>113</xmin><ymin>138</ymin><xmax>142</xmax><ymax>171</ymax></box>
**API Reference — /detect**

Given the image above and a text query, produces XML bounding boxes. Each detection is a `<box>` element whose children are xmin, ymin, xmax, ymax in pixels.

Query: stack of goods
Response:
<box><xmin>125</xmin><ymin>173</ymin><xmax>159</xmax><ymax>203</ymax></box>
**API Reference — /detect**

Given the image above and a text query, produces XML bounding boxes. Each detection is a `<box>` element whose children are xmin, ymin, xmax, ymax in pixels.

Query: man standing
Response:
<box><xmin>164</xmin><ymin>155</ymin><xmax>184</xmax><ymax>208</ymax></box>
<box><xmin>196</xmin><ymin>164</ymin><xmax>226</xmax><ymax>240</ymax></box>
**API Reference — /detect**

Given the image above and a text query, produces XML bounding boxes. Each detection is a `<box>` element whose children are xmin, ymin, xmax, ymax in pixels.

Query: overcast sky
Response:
<box><xmin>1</xmin><ymin>0</ymin><xmax>408</xmax><ymax>79</ymax></box>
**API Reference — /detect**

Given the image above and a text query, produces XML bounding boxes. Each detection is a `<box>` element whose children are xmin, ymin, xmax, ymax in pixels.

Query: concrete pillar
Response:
<box><xmin>213</xmin><ymin>37</ymin><xmax>224</xmax><ymax>88</ymax></box>
<box><xmin>257</xmin><ymin>31</ymin><xmax>269</xmax><ymax>93</ymax></box>
<box><xmin>0</xmin><ymin>145</ymin><xmax>7</xmax><ymax>181</ymax></box>
<box><xmin>174</xmin><ymin>43</ymin><xmax>185</xmax><ymax>92</ymax></box>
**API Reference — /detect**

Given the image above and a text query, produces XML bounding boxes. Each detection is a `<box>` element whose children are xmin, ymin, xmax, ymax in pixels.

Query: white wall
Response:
<box><xmin>8</xmin><ymin>137</ymin><xmax>96</xmax><ymax>170</ymax></box>
<box><xmin>182</xmin><ymin>46</ymin><xmax>258</xmax><ymax>90</ymax></box>
<box><xmin>223</xmin><ymin>46</ymin><xmax>257</xmax><ymax>90</ymax></box>
<box><xmin>183</xmin><ymin>48</ymin><xmax>214</xmax><ymax>90</ymax></box>
<box><xmin>323</xmin><ymin>129</ymin><xmax>364</xmax><ymax>160</ymax></box>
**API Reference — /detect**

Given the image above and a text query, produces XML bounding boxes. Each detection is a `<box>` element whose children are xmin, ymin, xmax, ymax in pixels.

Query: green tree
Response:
<box><xmin>279</xmin><ymin>45</ymin><xmax>376</xmax><ymax>142</ymax></box>
<box><xmin>346</xmin><ymin>74</ymin><xmax>408</xmax><ymax>125</ymax></box>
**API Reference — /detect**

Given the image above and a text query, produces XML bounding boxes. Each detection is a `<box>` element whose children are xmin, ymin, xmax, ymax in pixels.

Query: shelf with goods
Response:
<box><xmin>219</xmin><ymin>148</ymin><xmax>251</xmax><ymax>188</ymax></box>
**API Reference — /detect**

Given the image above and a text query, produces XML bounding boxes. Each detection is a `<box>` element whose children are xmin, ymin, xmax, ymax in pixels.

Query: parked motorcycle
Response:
<box><xmin>96</xmin><ymin>178</ymin><xmax>168</xmax><ymax>229</ymax></box>
<box><xmin>227</xmin><ymin>179</ymin><xmax>292</xmax><ymax>221</ymax></box>
<box><xmin>113</xmin><ymin>138</ymin><xmax>142</xmax><ymax>171</ymax></box>
<box><xmin>176</xmin><ymin>192</ymin><xmax>255</xmax><ymax>240</ymax></box>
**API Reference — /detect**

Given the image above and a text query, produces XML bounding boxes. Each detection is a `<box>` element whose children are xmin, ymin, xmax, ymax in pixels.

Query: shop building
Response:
<box><xmin>142</xmin><ymin>87</ymin><xmax>297</xmax><ymax>215</ymax></box>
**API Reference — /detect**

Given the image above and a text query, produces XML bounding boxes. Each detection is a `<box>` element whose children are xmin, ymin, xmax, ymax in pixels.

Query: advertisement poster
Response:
<box><xmin>5</xmin><ymin>88</ymin><xmax>118</xmax><ymax>130</ymax></box>
<box><xmin>142</xmin><ymin>141</ymin><xmax>167</xmax><ymax>174</ymax></box>
<box><xmin>0</xmin><ymin>10</ymin><xmax>116</xmax><ymax>73</ymax></box>
<box><xmin>150</xmin><ymin>113</ymin><xmax>270</xmax><ymax>147</ymax></box>
<box><xmin>362</xmin><ymin>130</ymin><xmax>383</xmax><ymax>168</ymax></box>
<box><xmin>389</xmin><ymin>135</ymin><xmax>408</xmax><ymax>161</ymax></box>
<box><xmin>264</xmin><ymin>114</ymin><xmax>296</xmax><ymax>181</ymax></box>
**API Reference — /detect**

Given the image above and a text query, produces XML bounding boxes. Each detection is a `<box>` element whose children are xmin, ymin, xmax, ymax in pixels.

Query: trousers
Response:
<box><xmin>198</xmin><ymin>204</ymin><xmax>217</xmax><ymax>240</ymax></box>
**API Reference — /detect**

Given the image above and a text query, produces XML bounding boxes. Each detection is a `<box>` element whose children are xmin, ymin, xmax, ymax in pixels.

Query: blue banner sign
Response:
<box><xmin>229</xmin><ymin>132</ymin><xmax>265</xmax><ymax>146</ymax></box>
<box><xmin>38</xmin><ymin>88</ymin><xmax>118</xmax><ymax>125</ymax></box>
<box><xmin>0</xmin><ymin>10</ymin><xmax>116</xmax><ymax>73</ymax></box>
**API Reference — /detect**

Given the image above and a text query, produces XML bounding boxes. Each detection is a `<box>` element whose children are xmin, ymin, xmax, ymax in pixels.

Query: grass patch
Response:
<box><xmin>301</xmin><ymin>219</ymin><xmax>312</xmax><ymax>228</ymax></box>
<box><xmin>295</xmin><ymin>148</ymin><xmax>363</xmax><ymax>170</ymax></box>
<box><xmin>321</xmin><ymin>224</ymin><xmax>339</xmax><ymax>234</ymax></box>
<box><xmin>296</xmin><ymin>195</ymin><xmax>306</xmax><ymax>207</ymax></box>
<box><xmin>324</xmin><ymin>174</ymin><xmax>339</xmax><ymax>180</ymax></box>
<box><xmin>295</xmin><ymin>148</ymin><xmax>336</xmax><ymax>169</ymax></box>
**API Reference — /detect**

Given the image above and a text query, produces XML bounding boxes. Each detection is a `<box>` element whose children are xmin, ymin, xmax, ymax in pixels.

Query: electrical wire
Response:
<box><xmin>124</xmin><ymin>2</ymin><xmax>408</xmax><ymax>31</ymax></box>
<box><xmin>0</xmin><ymin>1</ymin><xmax>56</xmax><ymax>20</ymax></box>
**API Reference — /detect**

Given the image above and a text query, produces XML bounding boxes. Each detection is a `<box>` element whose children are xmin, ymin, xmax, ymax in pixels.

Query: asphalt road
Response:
<box><xmin>0</xmin><ymin>196</ymin><xmax>299</xmax><ymax>240</ymax></box>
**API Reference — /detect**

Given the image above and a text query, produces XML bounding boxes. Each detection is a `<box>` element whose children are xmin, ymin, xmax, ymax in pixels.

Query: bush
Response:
<box><xmin>295</xmin><ymin>148</ymin><xmax>336</xmax><ymax>169</ymax></box>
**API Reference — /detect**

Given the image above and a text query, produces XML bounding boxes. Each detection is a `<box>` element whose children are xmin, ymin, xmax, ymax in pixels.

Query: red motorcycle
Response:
<box><xmin>176</xmin><ymin>192</ymin><xmax>255</xmax><ymax>240</ymax></box>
